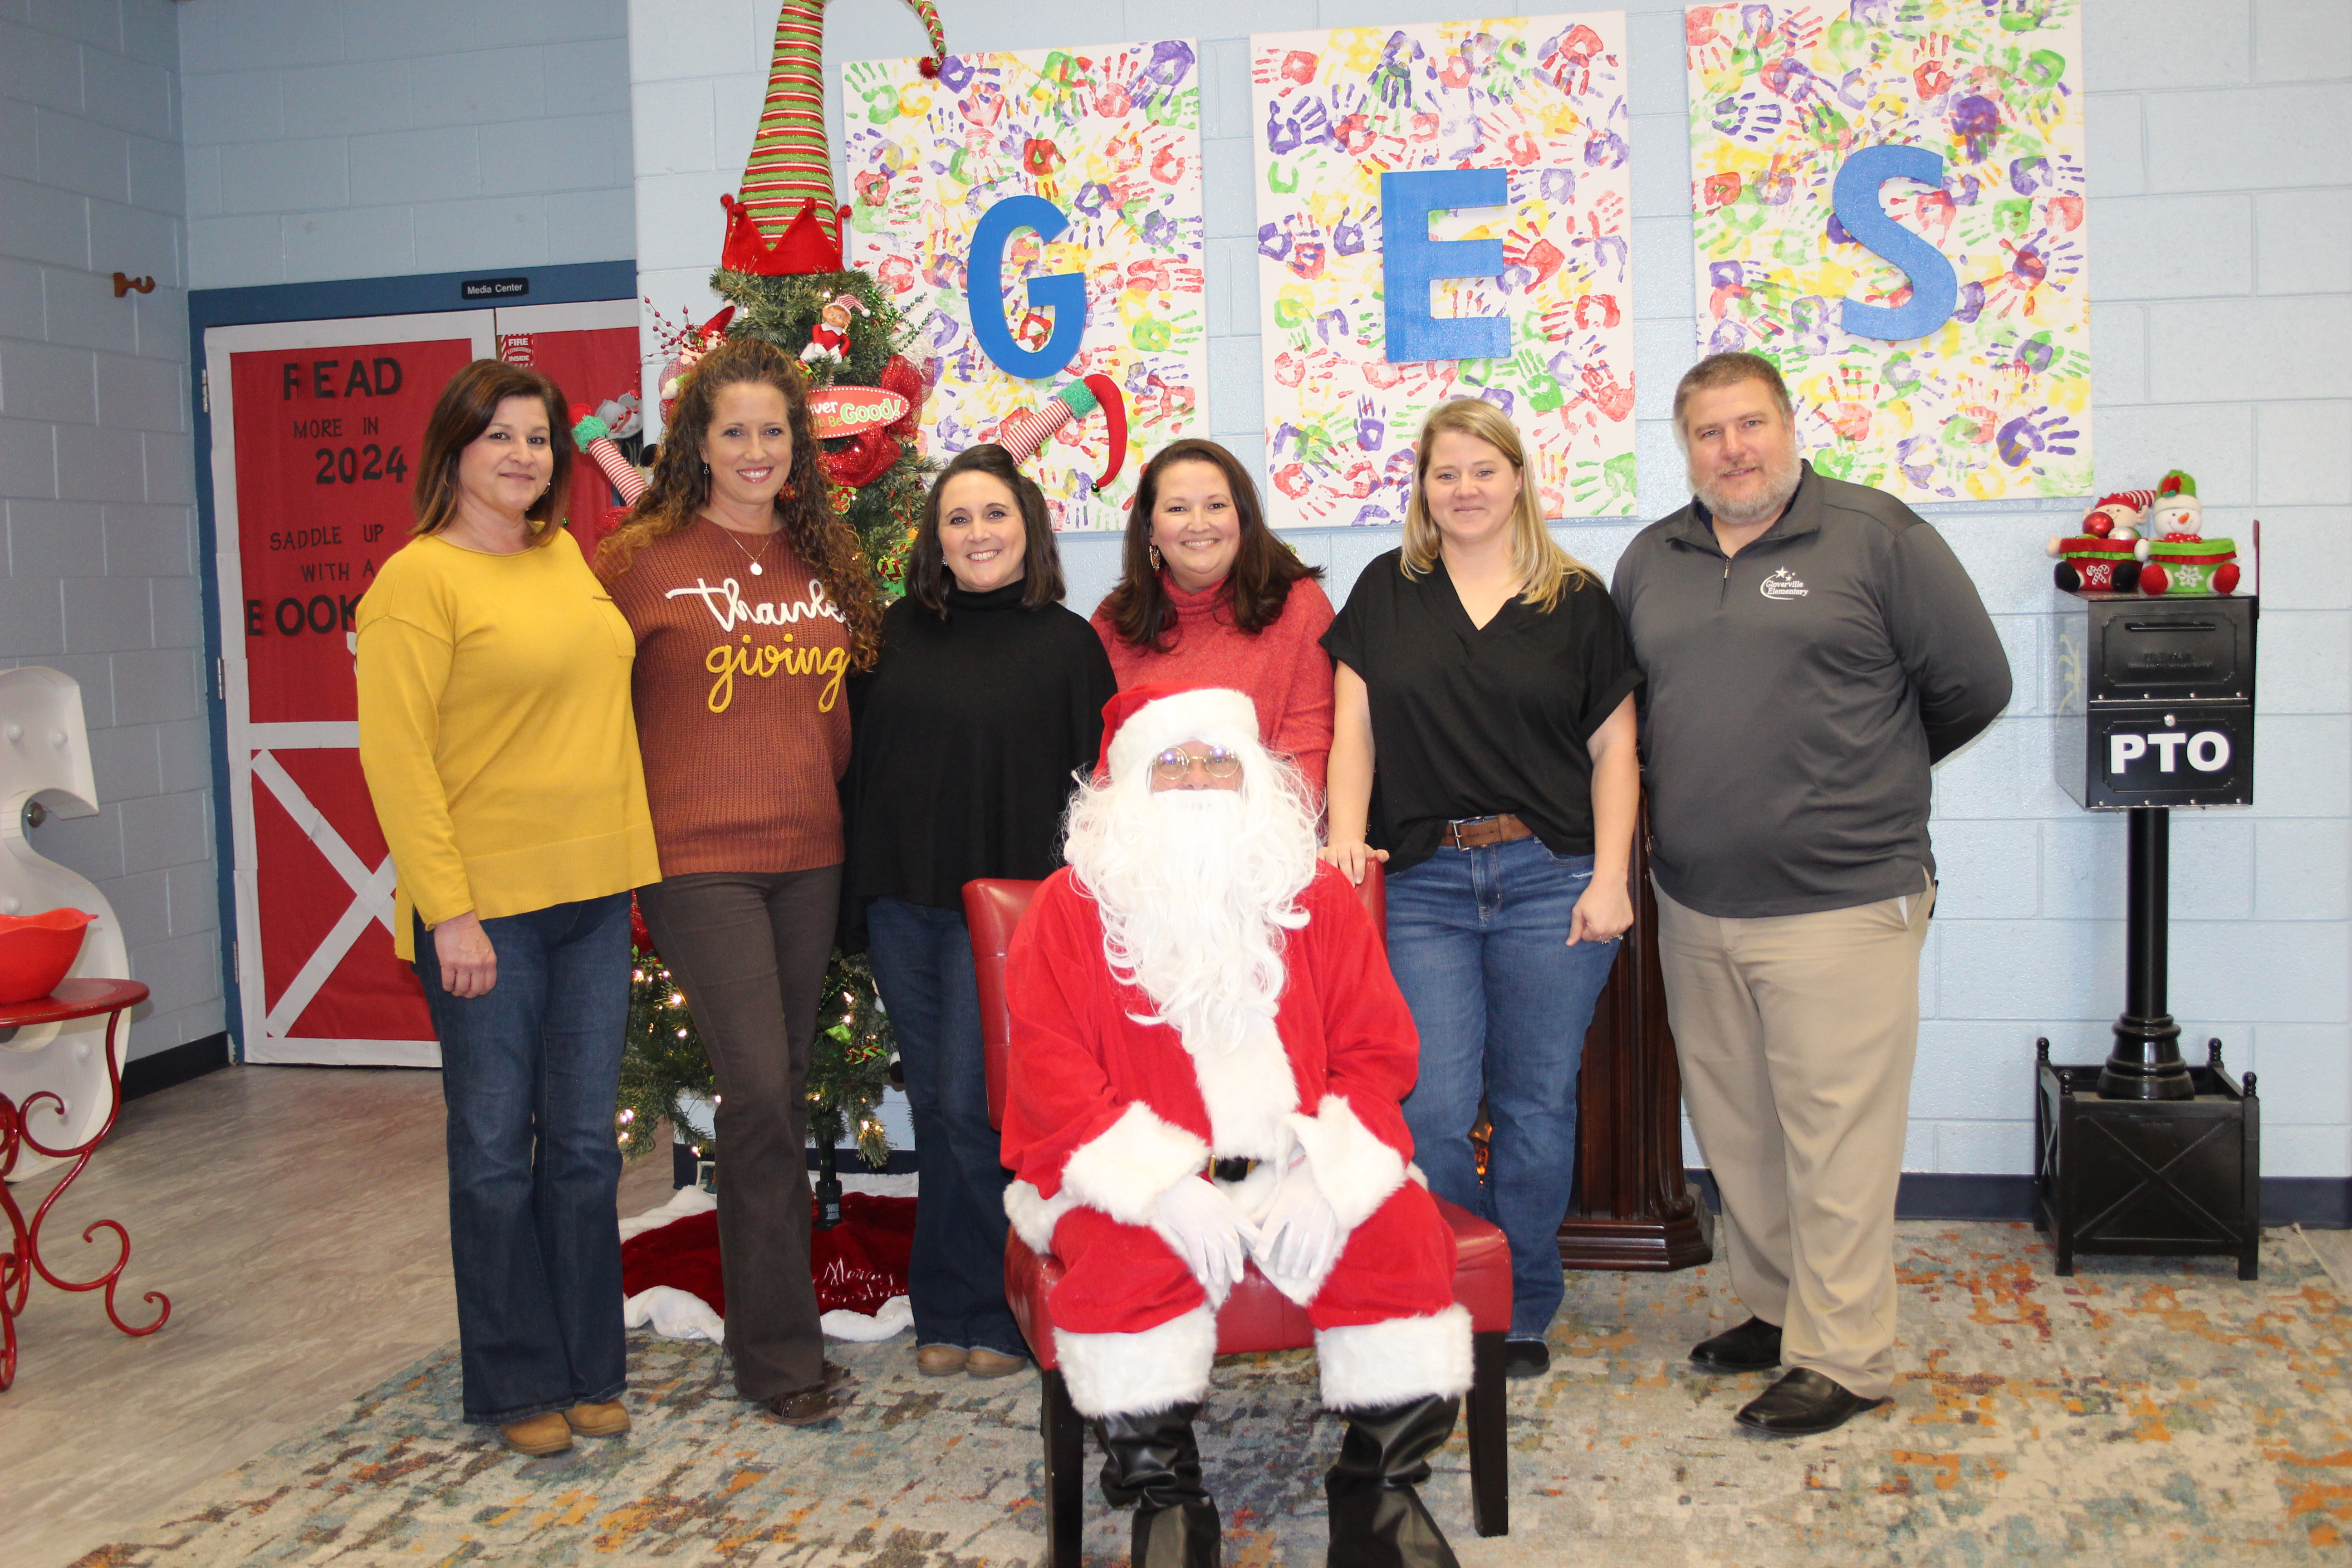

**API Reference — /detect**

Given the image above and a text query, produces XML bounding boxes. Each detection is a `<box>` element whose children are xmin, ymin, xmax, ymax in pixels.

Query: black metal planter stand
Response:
<box><xmin>2035</xmin><ymin>807</ymin><xmax>2260</xmax><ymax>1280</ymax></box>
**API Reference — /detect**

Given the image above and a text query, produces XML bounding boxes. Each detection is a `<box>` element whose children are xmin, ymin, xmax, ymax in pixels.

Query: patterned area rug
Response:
<box><xmin>74</xmin><ymin>1223</ymin><xmax>2350</xmax><ymax>1566</ymax></box>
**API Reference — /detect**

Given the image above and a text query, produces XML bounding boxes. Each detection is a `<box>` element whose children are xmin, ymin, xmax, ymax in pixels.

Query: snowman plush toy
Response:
<box><xmin>2134</xmin><ymin>470</ymin><xmax>2240</xmax><ymax>596</ymax></box>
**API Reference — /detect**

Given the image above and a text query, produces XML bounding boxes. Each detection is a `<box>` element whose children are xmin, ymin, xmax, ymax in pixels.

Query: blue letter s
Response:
<box><xmin>968</xmin><ymin>195</ymin><xmax>1087</xmax><ymax>379</ymax></box>
<box><xmin>1830</xmin><ymin>145</ymin><xmax>1959</xmax><ymax>342</ymax></box>
<box><xmin>1381</xmin><ymin>169</ymin><xmax>1510</xmax><ymax>363</ymax></box>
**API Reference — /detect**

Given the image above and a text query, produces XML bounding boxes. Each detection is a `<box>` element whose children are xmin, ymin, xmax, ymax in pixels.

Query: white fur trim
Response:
<box><xmin>1106</xmin><ymin>687</ymin><xmax>1262</xmax><ymax>784</ymax></box>
<box><xmin>1284</xmin><ymin>1095</ymin><xmax>1408</xmax><ymax>1234</ymax></box>
<box><xmin>1058</xmin><ymin>1102</ymin><xmax>1210</xmax><ymax>1227</ymax></box>
<box><xmin>1057</xmin><ymin>1305</ymin><xmax>1219</xmax><ymax>1417</ymax></box>
<box><xmin>1004</xmin><ymin>1178</ymin><xmax>1077</xmax><ymax>1254</ymax></box>
<box><xmin>1317</xmin><ymin>1306</ymin><xmax>1475</xmax><ymax>1410</ymax></box>
<box><xmin>1186</xmin><ymin>1012</ymin><xmax>1300</xmax><ymax>1160</ymax></box>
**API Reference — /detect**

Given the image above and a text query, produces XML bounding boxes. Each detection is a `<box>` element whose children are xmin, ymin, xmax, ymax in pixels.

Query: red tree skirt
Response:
<box><xmin>620</xmin><ymin>1193</ymin><xmax>916</xmax><ymax>1319</ymax></box>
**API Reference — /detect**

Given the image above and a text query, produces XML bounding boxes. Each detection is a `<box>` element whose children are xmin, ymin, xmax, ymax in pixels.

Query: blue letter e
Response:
<box><xmin>1831</xmin><ymin>145</ymin><xmax>1959</xmax><ymax>341</ymax></box>
<box><xmin>1381</xmin><ymin>169</ymin><xmax>1510</xmax><ymax>364</ymax></box>
<box><xmin>968</xmin><ymin>194</ymin><xmax>1087</xmax><ymax>379</ymax></box>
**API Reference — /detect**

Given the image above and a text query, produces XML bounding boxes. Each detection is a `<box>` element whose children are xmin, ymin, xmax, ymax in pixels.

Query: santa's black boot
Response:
<box><xmin>1094</xmin><ymin>1402</ymin><xmax>1220</xmax><ymax>1568</ymax></box>
<box><xmin>1323</xmin><ymin>1396</ymin><xmax>1463</xmax><ymax>1568</ymax></box>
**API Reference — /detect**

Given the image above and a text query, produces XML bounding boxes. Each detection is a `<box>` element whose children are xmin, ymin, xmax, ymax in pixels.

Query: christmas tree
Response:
<box><xmin>616</xmin><ymin>913</ymin><xmax>895</xmax><ymax>1181</ymax></box>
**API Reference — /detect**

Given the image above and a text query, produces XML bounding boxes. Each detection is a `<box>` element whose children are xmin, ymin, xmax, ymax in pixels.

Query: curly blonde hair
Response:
<box><xmin>596</xmin><ymin>336</ymin><xmax>883</xmax><ymax>667</ymax></box>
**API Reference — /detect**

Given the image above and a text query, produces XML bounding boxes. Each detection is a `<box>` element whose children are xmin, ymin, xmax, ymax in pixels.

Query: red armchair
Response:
<box><xmin>964</xmin><ymin>863</ymin><xmax>1511</xmax><ymax>1568</ymax></box>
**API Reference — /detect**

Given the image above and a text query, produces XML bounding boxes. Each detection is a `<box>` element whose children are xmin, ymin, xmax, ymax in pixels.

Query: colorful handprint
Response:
<box><xmin>1253</xmin><ymin>13</ymin><xmax>1636</xmax><ymax>527</ymax></box>
<box><xmin>844</xmin><ymin>40</ymin><xmax>1205</xmax><ymax>529</ymax></box>
<box><xmin>1686</xmin><ymin>0</ymin><xmax>2092</xmax><ymax>501</ymax></box>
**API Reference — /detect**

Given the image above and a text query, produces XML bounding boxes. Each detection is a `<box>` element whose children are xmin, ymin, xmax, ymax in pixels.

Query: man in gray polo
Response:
<box><xmin>1611</xmin><ymin>352</ymin><xmax>2009</xmax><ymax>1436</ymax></box>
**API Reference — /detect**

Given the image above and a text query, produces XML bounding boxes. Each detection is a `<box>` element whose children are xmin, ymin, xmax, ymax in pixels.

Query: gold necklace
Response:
<box><xmin>711</xmin><ymin>519</ymin><xmax>778</xmax><ymax>576</ymax></box>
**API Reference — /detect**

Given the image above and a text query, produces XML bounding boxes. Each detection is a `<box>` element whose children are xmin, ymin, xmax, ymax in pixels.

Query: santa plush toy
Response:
<box><xmin>1002</xmin><ymin>684</ymin><xmax>1472</xmax><ymax>1568</ymax></box>
<box><xmin>2046</xmin><ymin>489</ymin><xmax>2157</xmax><ymax>592</ymax></box>
<box><xmin>2080</xmin><ymin>489</ymin><xmax>2156</xmax><ymax>541</ymax></box>
<box><xmin>2133</xmin><ymin>470</ymin><xmax>2241</xmax><ymax>596</ymax></box>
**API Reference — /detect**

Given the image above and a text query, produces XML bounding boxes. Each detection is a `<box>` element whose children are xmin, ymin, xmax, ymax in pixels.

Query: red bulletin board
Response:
<box><xmin>229</xmin><ymin>337</ymin><xmax>476</xmax><ymax>723</ymax></box>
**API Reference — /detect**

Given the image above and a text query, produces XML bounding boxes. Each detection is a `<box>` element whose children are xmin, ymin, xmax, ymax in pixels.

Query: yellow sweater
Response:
<box><xmin>356</xmin><ymin>530</ymin><xmax>661</xmax><ymax>960</ymax></box>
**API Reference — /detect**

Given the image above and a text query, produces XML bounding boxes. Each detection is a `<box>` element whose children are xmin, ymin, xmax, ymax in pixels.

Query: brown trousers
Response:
<box><xmin>636</xmin><ymin>866</ymin><xmax>839</xmax><ymax>1402</ymax></box>
<box><xmin>1655</xmin><ymin>875</ymin><xmax>1934</xmax><ymax>1401</ymax></box>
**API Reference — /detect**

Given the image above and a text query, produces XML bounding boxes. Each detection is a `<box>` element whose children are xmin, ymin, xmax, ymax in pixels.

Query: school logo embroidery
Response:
<box><xmin>1760</xmin><ymin>568</ymin><xmax>1809</xmax><ymax>600</ymax></box>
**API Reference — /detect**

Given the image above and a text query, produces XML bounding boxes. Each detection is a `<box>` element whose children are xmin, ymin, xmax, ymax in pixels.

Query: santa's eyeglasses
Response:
<box><xmin>1151</xmin><ymin>746</ymin><xmax>1242</xmax><ymax>782</ymax></box>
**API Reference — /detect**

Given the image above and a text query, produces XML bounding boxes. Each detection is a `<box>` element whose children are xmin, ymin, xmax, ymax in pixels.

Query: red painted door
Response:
<box><xmin>209</xmin><ymin>304</ymin><xmax>648</xmax><ymax>1064</ymax></box>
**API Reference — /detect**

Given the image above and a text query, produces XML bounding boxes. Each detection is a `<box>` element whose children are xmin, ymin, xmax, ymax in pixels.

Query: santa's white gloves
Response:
<box><xmin>1152</xmin><ymin>1176</ymin><xmax>1259</xmax><ymax>1297</ymax></box>
<box><xmin>1251</xmin><ymin>1157</ymin><xmax>1343</xmax><ymax>1295</ymax></box>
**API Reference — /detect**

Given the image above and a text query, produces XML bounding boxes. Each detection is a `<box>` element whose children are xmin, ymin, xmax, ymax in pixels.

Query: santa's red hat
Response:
<box><xmin>1096</xmin><ymin>685</ymin><xmax>1262</xmax><ymax>784</ymax></box>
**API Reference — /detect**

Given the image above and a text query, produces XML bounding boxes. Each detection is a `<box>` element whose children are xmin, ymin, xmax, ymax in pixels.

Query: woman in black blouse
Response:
<box><xmin>844</xmin><ymin>444</ymin><xmax>1116</xmax><ymax>1379</ymax></box>
<box><xmin>1321</xmin><ymin>398</ymin><xmax>1641</xmax><ymax>1382</ymax></box>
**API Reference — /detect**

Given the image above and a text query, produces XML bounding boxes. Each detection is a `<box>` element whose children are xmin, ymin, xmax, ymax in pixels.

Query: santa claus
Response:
<box><xmin>1001</xmin><ymin>684</ymin><xmax>1470</xmax><ymax>1568</ymax></box>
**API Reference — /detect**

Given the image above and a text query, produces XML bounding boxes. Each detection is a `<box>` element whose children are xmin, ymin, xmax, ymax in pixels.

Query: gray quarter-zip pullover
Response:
<box><xmin>1610</xmin><ymin>462</ymin><xmax>2011</xmax><ymax>919</ymax></box>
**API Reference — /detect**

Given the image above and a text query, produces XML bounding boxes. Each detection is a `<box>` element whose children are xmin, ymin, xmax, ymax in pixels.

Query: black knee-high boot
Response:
<box><xmin>1324</xmin><ymin>1396</ymin><xmax>1463</xmax><ymax>1568</ymax></box>
<box><xmin>1094</xmin><ymin>1402</ymin><xmax>1220</xmax><ymax>1568</ymax></box>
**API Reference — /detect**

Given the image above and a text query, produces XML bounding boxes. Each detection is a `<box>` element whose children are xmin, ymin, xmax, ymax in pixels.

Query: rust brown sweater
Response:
<box><xmin>600</xmin><ymin>517</ymin><xmax>851</xmax><ymax>877</ymax></box>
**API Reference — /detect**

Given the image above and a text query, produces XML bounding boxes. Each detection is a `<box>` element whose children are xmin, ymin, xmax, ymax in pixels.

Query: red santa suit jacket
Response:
<box><xmin>1000</xmin><ymin>860</ymin><xmax>1444</xmax><ymax>1323</ymax></box>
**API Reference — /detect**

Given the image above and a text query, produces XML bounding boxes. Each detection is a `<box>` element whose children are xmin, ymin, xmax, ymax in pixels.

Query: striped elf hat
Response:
<box><xmin>723</xmin><ymin>1</ymin><xmax>948</xmax><ymax>276</ymax></box>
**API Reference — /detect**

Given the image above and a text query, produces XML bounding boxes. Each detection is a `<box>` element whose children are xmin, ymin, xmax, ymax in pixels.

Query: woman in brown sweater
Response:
<box><xmin>596</xmin><ymin>336</ymin><xmax>882</xmax><ymax>1426</ymax></box>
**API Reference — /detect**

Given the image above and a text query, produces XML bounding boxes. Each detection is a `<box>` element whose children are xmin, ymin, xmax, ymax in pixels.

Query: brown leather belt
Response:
<box><xmin>1439</xmin><ymin>813</ymin><xmax>1534</xmax><ymax>851</ymax></box>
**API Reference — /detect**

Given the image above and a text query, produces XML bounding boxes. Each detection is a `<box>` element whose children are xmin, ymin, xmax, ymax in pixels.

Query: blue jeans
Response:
<box><xmin>1386</xmin><ymin>838</ymin><xmax>1619</xmax><ymax>1340</ymax></box>
<box><xmin>866</xmin><ymin>897</ymin><xmax>1024</xmax><ymax>1359</ymax></box>
<box><xmin>413</xmin><ymin>892</ymin><xmax>631</xmax><ymax>1424</ymax></box>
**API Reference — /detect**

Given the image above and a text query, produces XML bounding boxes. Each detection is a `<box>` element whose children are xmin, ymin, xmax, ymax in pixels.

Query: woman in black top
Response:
<box><xmin>844</xmin><ymin>444</ymin><xmax>1116</xmax><ymax>1379</ymax></box>
<box><xmin>1321</xmin><ymin>398</ymin><xmax>1641</xmax><ymax>1381</ymax></box>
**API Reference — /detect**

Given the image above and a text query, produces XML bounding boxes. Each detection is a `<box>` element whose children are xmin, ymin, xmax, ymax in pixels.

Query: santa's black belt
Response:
<box><xmin>1210</xmin><ymin>1157</ymin><xmax>1257</xmax><ymax>1182</ymax></box>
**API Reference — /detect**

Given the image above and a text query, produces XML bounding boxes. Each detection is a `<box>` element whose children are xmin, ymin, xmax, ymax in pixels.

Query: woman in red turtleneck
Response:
<box><xmin>1090</xmin><ymin>439</ymin><xmax>1335</xmax><ymax>796</ymax></box>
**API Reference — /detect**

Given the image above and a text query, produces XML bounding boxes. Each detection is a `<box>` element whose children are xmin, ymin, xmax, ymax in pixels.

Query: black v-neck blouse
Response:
<box><xmin>1323</xmin><ymin>548</ymin><xmax>1641</xmax><ymax>875</ymax></box>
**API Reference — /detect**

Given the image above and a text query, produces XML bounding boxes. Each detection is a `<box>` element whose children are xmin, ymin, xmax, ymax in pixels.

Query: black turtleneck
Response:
<box><xmin>843</xmin><ymin>578</ymin><xmax>1116</xmax><ymax>922</ymax></box>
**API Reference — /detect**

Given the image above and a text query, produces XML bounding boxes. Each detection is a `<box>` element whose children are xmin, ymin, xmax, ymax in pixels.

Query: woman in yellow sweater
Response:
<box><xmin>356</xmin><ymin>359</ymin><xmax>660</xmax><ymax>1459</ymax></box>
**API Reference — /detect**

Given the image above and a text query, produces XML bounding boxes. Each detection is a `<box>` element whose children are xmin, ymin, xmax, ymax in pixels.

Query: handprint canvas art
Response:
<box><xmin>1686</xmin><ymin>0</ymin><xmax>2092</xmax><ymax>502</ymax></box>
<box><xmin>843</xmin><ymin>40</ymin><xmax>1208</xmax><ymax>529</ymax></box>
<box><xmin>1250</xmin><ymin>15</ymin><xmax>1637</xmax><ymax>529</ymax></box>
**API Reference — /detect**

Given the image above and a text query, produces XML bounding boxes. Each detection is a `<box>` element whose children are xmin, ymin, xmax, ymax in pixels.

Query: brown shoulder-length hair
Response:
<box><xmin>594</xmin><ymin>335</ymin><xmax>883</xmax><ymax>667</ymax></box>
<box><xmin>904</xmin><ymin>444</ymin><xmax>1066</xmax><ymax>618</ymax></box>
<box><xmin>412</xmin><ymin>359</ymin><xmax>573</xmax><ymax>546</ymax></box>
<box><xmin>1098</xmin><ymin>438</ymin><xmax>1321</xmax><ymax>652</ymax></box>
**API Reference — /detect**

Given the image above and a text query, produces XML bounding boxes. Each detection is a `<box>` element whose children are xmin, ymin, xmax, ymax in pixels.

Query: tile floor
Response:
<box><xmin>0</xmin><ymin>1063</ymin><xmax>673</xmax><ymax>1568</ymax></box>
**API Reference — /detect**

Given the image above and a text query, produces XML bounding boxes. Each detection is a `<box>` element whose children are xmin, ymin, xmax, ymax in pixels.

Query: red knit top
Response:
<box><xmin>1091</xmin><ymin>575</ymin><xmax>1337</xmax><ymax>796</ymax></box>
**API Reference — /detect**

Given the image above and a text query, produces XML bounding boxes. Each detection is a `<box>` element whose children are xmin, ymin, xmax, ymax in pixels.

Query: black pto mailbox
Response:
<box><xmin>2052</xmin><ymin>593</ymin><xmax>2255</xmax><ymax>808</ymax></box>
<box><xmin>2036</xmin><ymin>589</ymin><xmax>2260</xmax><ymax>1280</ymax></box>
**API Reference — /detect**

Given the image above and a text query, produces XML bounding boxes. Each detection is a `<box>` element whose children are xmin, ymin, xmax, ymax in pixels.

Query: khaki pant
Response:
<box><xmin>1655</xmin><ymin>876</ymin><xmax>1933</xmax><ymax>1401</ymax></box>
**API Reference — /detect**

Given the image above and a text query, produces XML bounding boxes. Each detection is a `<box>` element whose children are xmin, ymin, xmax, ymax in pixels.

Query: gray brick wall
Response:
<box><xmin>178</xmin><ymin>0</ymin><xmax>636</xmax><ymax>289</ymax></box>
<box><xmin>1</xmin><ymin>0</ymin><xmax>220</xmax><ymax>1061</ymax></box>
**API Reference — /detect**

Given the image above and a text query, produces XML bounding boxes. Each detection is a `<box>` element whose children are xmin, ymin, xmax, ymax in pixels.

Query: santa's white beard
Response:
<box><xmin>1064</xmin><ymin>775</ymin><xmax>1319</xmax><ymax>1054</ymax></box>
